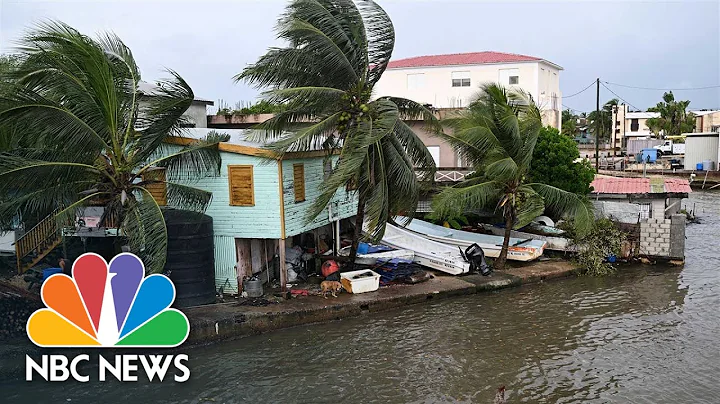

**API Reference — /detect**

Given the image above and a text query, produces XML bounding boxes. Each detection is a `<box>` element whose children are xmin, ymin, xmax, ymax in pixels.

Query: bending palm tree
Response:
<box><xmin>432</xmin><ymin>83</ymin><xmax>593</xmax><ymax>270</ymax></box>
<box><xmin>0</xmin><ymin>22</ymin><xmax>225</xmax><ymax>273</ymax></box>
<box><xmin>236</xmin><ymin>0</ymin><xmax>438</xmax><ymax>263</ymax></box>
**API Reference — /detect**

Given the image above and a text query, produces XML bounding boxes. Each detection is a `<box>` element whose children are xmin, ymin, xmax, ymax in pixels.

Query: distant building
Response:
<box><xmin>374</xmin><ymin>51</ymin><xmax>563</xmax><ymax>129</ymax></box>
<box><xmin>611</xmin><ymin>104</ymin><xmax>720</xmax><ymax>149</ymax></box>
<box><xmin>138</xmin><ymin>82</ymin><xmax>214</xmax><ymax>128</ymax></box>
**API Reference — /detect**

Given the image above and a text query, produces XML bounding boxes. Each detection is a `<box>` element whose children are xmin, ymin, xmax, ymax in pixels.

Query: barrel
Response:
<box><xmin>163</xmin><ymin>209</ymin><xmax>216</xmax><ymax>308</ymax></box>
<box><xmin>703</xmin><ymin>160</ymin><xmax>714</xmax><ymax>171</ymax></box>
<box><xmin>243</xmin><ymin>279</ymin><xmax>264</xmax><ymax>298</ymax></box>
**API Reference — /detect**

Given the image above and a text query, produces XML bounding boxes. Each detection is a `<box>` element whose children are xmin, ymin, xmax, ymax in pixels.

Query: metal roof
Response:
<box><xmin>590</xmin><ymin>177</ymin><xmax>691</xmax><ymax>195</ymax></box>
<box><xmin>386</xmin><ymin>51</ymin><xmax>562</xmax><ymax>70</ymax></box>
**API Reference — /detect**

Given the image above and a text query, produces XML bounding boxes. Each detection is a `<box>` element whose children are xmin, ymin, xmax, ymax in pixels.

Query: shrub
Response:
<box><xmin>573</xmin><ymin>218</ymin><xmax>626</xmax><ymax>276</ymax></box>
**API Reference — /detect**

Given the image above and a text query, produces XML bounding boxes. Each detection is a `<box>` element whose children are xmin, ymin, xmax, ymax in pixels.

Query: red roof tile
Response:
<box><xmin>590</xmin><ymin>177</ymin><xmax>691</xmax><ymax>195</ymax></box>
<box><xmin>387</xmin><ymin>52</ymin><xmax>543</xmax><ymax>69</ymax></box>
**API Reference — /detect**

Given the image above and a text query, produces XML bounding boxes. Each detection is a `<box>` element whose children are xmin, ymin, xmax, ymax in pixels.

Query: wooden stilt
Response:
<box><xmin>278</xmin><ymin>237</ymin><xmax>287</xmax><ymax>293</ymax></box>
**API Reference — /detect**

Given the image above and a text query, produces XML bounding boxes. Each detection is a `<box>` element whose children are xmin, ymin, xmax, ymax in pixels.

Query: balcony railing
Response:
<box><xmin>417</xmin><ymin>168</ymin><xmax>476</xmax><ymax>183</ymax></box>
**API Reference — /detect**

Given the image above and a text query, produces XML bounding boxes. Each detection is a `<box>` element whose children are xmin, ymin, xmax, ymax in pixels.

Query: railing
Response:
<box><xmin>416</xmin><ymin>168</ymin><xmax>476</xmax><ymax>183</ymax></box>
<box><xmin>14</xmin><ymin>209</ymin><xmax>64</xmax><ymax>273</ymax></box>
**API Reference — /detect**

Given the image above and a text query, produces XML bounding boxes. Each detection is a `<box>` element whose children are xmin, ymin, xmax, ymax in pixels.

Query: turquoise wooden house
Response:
<box><xmin>166</xmin><ymin>128</ymin><xmax>357</xmax><ymax>293</ymax></box>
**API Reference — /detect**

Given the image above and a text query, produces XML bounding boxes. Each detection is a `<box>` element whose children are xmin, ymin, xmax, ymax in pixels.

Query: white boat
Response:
<box><xmin>337</xmin><ymin>246</ymin><xmax>415</xmax><ymax>265</ymax></box>
<box><xmin>379</xmin><ymin>223</ymin><xmax>470</xmax><ymax>275</ymax></box>
<box><xmin>479</xmin><ymin>224</ymin><xmax>572</xmax><ymax>252</ymax></box>
<box><xmin>396</xmin><ymin>217</ymin><xmax>546</xmax><ymax>262</ymax></box>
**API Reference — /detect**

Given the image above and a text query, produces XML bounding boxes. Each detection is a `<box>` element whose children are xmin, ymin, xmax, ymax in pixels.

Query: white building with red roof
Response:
<box><xmin>374</xmin><ymin>51</ymin><xmax>563</xmax><ymax>129</ymax></box>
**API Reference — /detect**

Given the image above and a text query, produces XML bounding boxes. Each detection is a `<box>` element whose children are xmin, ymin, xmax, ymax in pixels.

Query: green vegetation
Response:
<box><xmin>431</xmin><ymin>83</ymin><xmax>593</xmax><ymax>270</ymax></box>
<box><xmin>236</xmin><ymin>0</ymin><xmax>438</xmax><ymax>262</ymax></box>
<box><xmin>573</xmin><ymin>218</ymin><xmax>626</xmax><ymax>276</ymax></box>
<box><xmin>215</xmin><ymin>99</ymin><xmax>286</xmax><ymax>116</ymax></box>
<box><xmin>0</xmin><ymin>22</ymin><xmax>226</xmax><ymax>273</ymax></box>
<box><xmin>530</xmin><ymin>126</ymin><xmax>595</xmax><ymax>195</ymax></box>
<box><xmin>646</xmin><ymin>91</ymin><xmax>696</xmax><ymax>137</ymax></box>
<box><xmin>587</xmin><ymin>98</ymin><xmax>618</xmax><ymax>141</ymax></box>
<box><xmin>561</xmin><ymin>109</ymin><xmax>578</xmax><ymax>137</ymax></box>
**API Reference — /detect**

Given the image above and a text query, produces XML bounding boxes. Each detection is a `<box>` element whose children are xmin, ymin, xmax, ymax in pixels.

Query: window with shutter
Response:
<box><xmin>142</xmin><ymin>167</ymin><xmax>167</xmax><ymax>206</ymax></box>
<box><xmin>293</xmin><ymin>164</ymin><xmax>306</xmax><ymax>202</ymax></box>
<box><xmin>228</xmin><ymin>165</ymin><xmax>255</xmax><ymax>206</ymax></box>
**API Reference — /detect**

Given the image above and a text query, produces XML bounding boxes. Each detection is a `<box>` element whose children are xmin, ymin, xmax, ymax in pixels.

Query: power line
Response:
<box><xmin>600</xmin><ymin>82</ymin><xmax>642</xmax><ymax>111</ymax></box>
<box><xmin>563</xmin><ymin>80</ymin><xmax>596</xmax><ymax>98</ymax></box>
<box><xmin>603</xmin><ymin>81</ymin><xmax>720</xmax><ymax>91</ymax></box>
<box><xmin>562</xmin><ymin>103</ymin><xmax>587</xmax><ymax>114</ymax></box>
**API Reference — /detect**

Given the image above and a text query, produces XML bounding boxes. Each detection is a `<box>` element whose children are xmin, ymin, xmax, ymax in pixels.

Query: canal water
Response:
<box><xmin>4</xmin><ymin>191</ymin><xmax>720</xmax><ymax>403</ymax></box>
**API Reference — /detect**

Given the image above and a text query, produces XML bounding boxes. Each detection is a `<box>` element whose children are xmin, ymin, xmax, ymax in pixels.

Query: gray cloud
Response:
<box><xmin>2</xmin><ymin>0</ymin><xmax>718</xmax><ymax>112</ymax></box>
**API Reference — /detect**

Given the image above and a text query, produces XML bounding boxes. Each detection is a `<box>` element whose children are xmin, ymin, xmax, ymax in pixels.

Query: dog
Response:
<box><xmin>320</xmin><ymin>281</ymin><xmax>344</xmax><ymax>298</ymax></box>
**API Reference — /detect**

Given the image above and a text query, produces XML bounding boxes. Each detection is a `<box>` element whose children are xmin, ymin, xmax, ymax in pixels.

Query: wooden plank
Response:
<box><xmin>278</xmin><ymin>238</ymin><xmax>287</xmax><ymax>293</ymax></box>
<box><xmin>235</xmin><ymin>239</ymin><xmax>252</xmax><ymax>290</ymax></box>
<box><xmin>250</xmin><ymin>239</ymin><xmax>263</xmax><ymax>274</ymax></box>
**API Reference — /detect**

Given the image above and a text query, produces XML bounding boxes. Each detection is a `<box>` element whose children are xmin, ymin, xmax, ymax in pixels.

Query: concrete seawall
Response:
<box><xmin>184</xmin><ymin>259</ymin><xmax>578</xmax><ymax>346</ymax></box>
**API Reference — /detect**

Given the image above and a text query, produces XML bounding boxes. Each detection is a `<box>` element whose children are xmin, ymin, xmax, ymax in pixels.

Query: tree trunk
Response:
<box><xmin>495</xmin><ymin>211</ymin><xmax>514</xmax><ymax>270</ymax></box>
<box><xmin>348</xmin><ymin>193</ymin><xmax>367</xmax><ymax>270</ymax></box>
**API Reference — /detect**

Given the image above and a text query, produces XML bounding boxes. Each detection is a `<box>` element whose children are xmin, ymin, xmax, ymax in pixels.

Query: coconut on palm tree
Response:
<box><xmin>0</xmin><ymin>22</ymin><xmax>226</xmax><ymax>273</ymax></box>
<box><xmin>236</xmin><ymin>0</ymin><xmax>439</xmax><ymax>262</ymax></box>
<box><xmin>432</xmin><ymin>83</ymin><xmax>593</xmax><ymax>270</ymax></box>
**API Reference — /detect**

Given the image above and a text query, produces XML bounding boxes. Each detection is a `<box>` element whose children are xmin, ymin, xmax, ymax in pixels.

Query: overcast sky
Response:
<box><xmin>1</xmin><ymin>0</ymin><xmax>719</xmax><ymax>113</ymax></box>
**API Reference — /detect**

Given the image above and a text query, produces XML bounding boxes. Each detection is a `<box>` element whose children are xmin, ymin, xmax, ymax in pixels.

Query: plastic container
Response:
<box><xmin>340</xmin><ymin>269</ymin><xmax>380</xmax><ymax>294</ymax></box>
<box><xmin>697</xmin><ymin>162</ymin><xmax>704</xmax><ymax>171</ymax></box>
<box><xmin>703</xmin><ymin>160</ymin><xmax>714</xmax><ymax>171</ymax></box>
<box><xmin>42</xmin><ymin>267</ymin><xmax>63</xmax><ymax>281</ymax></box>
<box><xmin>357</xmin><ymin>242</ymin><xmax>370</xmax><ymax>255</ymax></box>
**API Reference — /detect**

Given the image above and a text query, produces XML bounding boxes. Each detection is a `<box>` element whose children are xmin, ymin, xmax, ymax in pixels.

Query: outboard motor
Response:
<box><xmin>461</xmin><ymin>243</ymin><xmax>491</xmax><ymax>276</ymax></box>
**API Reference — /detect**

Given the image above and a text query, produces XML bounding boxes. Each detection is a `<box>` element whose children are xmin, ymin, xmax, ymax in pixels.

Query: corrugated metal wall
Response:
<box><xmin>685</xmin><ymin>134</ymin><xmax>719</xmax><ymax>170</ymax></box>
<box><xmin>214</xmin><ymin>235</ymin><xmax>238</xmax><ymax>294</ymax></box>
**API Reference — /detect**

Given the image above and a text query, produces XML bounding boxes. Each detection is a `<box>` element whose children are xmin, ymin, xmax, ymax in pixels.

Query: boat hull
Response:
<box><xmin>337</xmin><ymin>246</ymin><xmax>415</xmax><ymax>265</ymax></box>
<box><xmin>479</xmin><ymin>224</ymin><xmax>571</xmax><ymax>252</ymax></box>
<box><xmin>380</xmin><ymin>224</ymin><xmax>470</xmax><ymax>275</ymax></box>
<box><xmin>396</xmin><ymin>217</ymin><xmax>546</xmax><ymax>261</ymax></box>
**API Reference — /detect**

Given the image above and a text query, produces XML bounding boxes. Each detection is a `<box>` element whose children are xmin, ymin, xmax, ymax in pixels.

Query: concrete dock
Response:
<box><xmin>184</xmin><ymin>259</ymin><xmax>577</xmax><ymax>346</ymax></box>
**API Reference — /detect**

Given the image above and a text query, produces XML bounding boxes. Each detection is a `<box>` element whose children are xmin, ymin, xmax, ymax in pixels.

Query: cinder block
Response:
<box><xmin>659</xmin><ymin>223</ymin><xmax>670</xmax><ymax>230</ymax></box>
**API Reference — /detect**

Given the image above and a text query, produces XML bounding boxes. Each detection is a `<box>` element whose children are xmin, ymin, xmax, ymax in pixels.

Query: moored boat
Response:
<box><xmin>479</xmin><ymin>224</ymin><xmax>571</xmax><ymax>252</ymax></box>
<box><xmin>380</xmin><ymin>223</ymin><xmax>471</xmax><ymax>275</ymax></box>
<box><xmin>337</xmin><ymin>245</ymin><xmax>415</xmax><ymax>265</ymax></box>
<box><xmin>396</xmin><ymin>217</ymin><xmax>546</xmax><ymax>261</ymax></box>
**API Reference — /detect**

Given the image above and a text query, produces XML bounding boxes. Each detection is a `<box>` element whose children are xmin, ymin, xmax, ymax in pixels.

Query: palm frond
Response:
<box><xmin>528</xmin><ymin>182</ymin><xmax>594</xmax><ymax>236</ymax></box>
<box><xmin>123</xmin><ymin>188</ymin><xmax>168</xmax><ymax>274</ymax></box>
<box><xmin>515</xmin><ymin>186</ymin><xmax>545</xmax><ymax>229</ymax></box>
<box><xmin>431</xmin><ymin>180</ymin><xmax>503</xmax><ymax>221</ymax></box>
<box><xmin>133</xmin><ymin>70</ymin><xmax>194</xmax><ymax>163</ymax></box>
<box><xmin>358</xmin><ymin>0</ymin><xmax>394</xmax><ymax>84</ymax></box>
<box><xmin>392</xmin><ymin>120</ymin><xmax>435</xmax><ymax>181</ymax></box>
<box><xmin>165</xmin><ymin>182</ymin><xmax>213</xmax><ymax>213</ymax></box>
<box><xmin>263</xmin><ymin>112</ymin><xmax>340</xmax><ymax>155</ymax></box>
<box><xmin>140</xmin><ymin>130</ymin><xmax>228</xmax><ymax>180</ymax></box>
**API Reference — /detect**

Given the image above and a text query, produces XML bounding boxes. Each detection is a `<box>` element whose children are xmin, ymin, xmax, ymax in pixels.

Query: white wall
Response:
<box><xmin>375</xmin><ymin>61</ymin><xmax>561</xmax><ymax>114</ymax></box>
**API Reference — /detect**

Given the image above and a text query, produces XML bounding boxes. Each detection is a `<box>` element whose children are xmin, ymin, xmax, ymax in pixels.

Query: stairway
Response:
<box><xmin>15</xmin><ymin>210</ymin><xmax>64</xmax><ymax>274</ymax></box>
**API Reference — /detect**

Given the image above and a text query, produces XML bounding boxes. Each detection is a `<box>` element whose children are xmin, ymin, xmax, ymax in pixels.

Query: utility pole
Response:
<box><xmin>595</xmin><ymin>78</ymin><xmax>600</xmax><ymax>171</ymax></box>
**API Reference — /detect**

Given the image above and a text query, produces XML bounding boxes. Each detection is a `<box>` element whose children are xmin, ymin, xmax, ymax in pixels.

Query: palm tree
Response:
<box><xmin>432</xmin><ymin>83</ymin><xmax>593</xmax><ymax>270</ymax></box>
<box><xmin>236</xmin><ymin>0</ymin><xmax>438</xmax><ymax>262</ymax></box>
<box><xmin>0</xmin><ymin>22</ymin><xmax>226</xmax><ymax>273</ymax></box>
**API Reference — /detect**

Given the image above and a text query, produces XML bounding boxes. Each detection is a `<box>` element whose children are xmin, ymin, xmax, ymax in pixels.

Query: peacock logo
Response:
<box><xmin>26</xmin><ymin>253</ymin><xmax>190</xmax><ymax>348</ymax></box>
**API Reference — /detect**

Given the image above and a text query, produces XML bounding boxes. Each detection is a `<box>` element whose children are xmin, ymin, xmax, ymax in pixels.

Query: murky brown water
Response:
<box><xmin>3</xmin><ymin>191</ymin><xmax>720</xmax><ymax>403</ymax></box>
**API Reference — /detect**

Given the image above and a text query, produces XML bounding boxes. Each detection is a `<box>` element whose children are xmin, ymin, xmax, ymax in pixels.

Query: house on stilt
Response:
<box><xmin>164</xmin><ymin>128</ymin><xmax>358</xmax><ymax>294</ymax></box>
